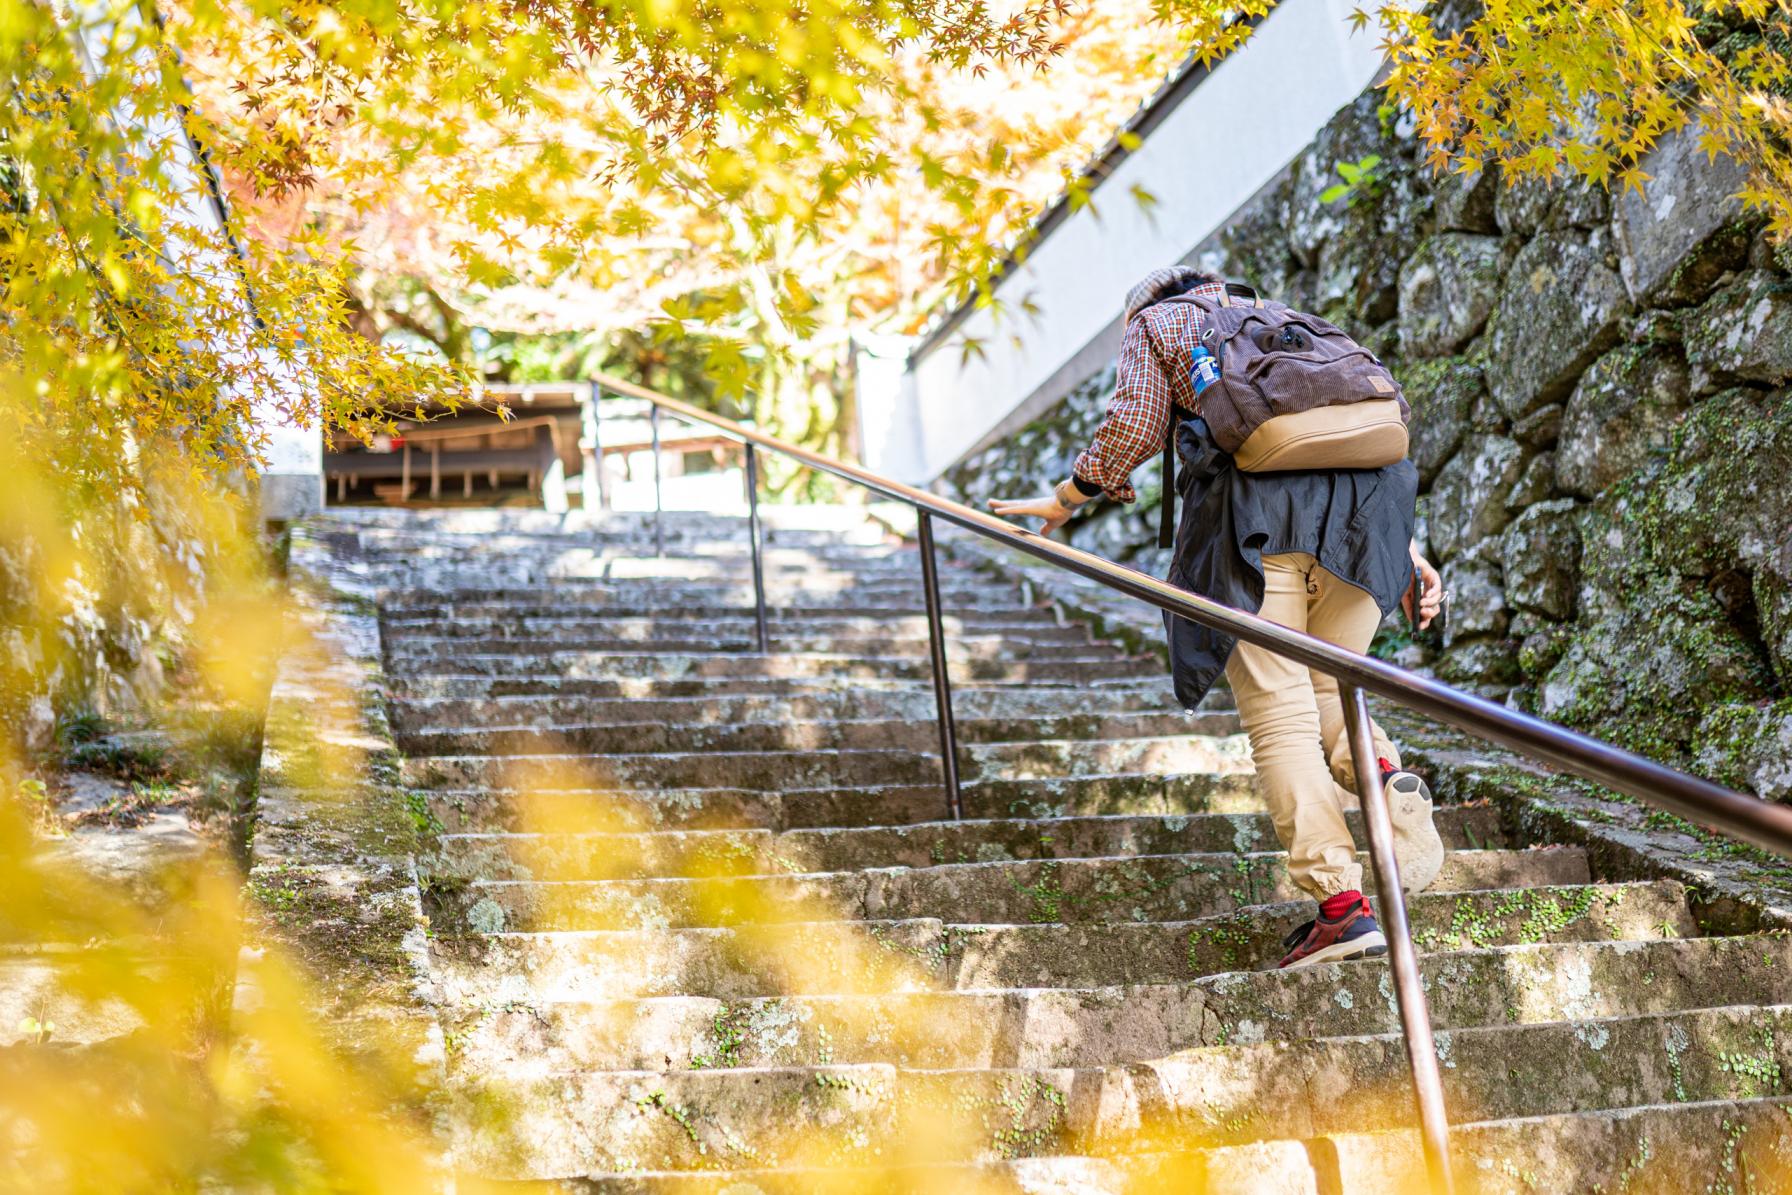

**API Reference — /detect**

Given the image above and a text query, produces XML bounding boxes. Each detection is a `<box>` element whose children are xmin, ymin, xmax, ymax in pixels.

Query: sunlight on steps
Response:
<box><xmin>341</xmin><ymin>506</ymin><xmax>1792</xmax><ymax>1193</ymax></box>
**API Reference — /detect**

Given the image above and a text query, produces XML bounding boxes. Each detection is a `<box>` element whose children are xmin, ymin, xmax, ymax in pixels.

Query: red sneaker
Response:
<box><xmin>1278</xmin><ymin>894</ymin><xmax>1388</xmax><ymax>968</ymax></box>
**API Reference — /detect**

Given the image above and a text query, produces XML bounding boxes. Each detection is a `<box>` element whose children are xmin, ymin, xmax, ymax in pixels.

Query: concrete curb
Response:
<box><xmin>238</xmin><ymin>516</ymin><xmax>447</xmax><ymax>1100</ymax></box>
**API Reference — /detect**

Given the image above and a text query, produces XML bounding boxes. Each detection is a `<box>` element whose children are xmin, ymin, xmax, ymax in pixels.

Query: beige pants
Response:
<box><xmin>1224</xmin><ymin>552</ymin><xmax>1402</xmax><ymax>900</ymax></box>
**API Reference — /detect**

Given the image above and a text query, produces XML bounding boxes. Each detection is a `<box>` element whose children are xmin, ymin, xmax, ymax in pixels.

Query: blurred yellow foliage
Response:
<box><xmin>0</xmin><ymin>447</ymin><xmax>473</xmax><ymax>1191</ymax></box>
<box><xmin>9</xmin><ymin>1</ymin><xmax>1792</xmax><ymax>1189</ymax></box>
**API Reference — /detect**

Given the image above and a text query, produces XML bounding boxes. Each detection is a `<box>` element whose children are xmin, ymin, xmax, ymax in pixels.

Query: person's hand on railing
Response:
<box><xmin>988</xmin><ymin>493</ymin><xmax>1072</xmax><ymax>535</ymax></box>
<box><xmin>1405</xmin><ymin>543</ymin><xmax>1444</xmax><ymax>630</ymax></box>
<box><xmin>989</xmin><ymin>479</ymin><xmax>1090</xmax><ymax>536</ymax></box>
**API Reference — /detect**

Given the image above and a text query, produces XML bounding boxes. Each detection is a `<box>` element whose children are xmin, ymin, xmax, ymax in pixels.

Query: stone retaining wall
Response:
<box><xmin>941</xmin><ymin>92</ymin><xmax>1792</xmax><ymax>801</ymax></box>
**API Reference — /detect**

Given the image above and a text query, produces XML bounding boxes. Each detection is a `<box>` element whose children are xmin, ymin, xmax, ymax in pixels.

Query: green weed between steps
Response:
<box><xmin>1496</xmin><ymin>1158</ymin><xmax>1543</xmax><ymax>1190</ymax></box>
<box><xmin>248</xmin><ymin>865</ymin><xmax>304</xmax><ymax>917</ymax></box>
<box><xmin>682</xmin><ymin>1002</ymin><xmax>839</xmax><ymax>1071</ymax></box>
<box><xmin>1667</xmin><ymin>1031</ymin><xmax>1691</xmax><ymax>1103</ymax></box>
<box><xmin>689</xmin><ymin>1006</ymin><xmax>750</xmax><ymax>1070</ymax></box>
<box><xmin>1188</xmin><ymin>915</ymin><xmax>1255</xmax><ymax>972</ymax></box>
<box><xmin>1415</xmin><ymin>886</ymin><xmax>1622</xmax><ymax>952</ymax></box>
<box><xmin>1603</xmin><ymin>1135</ymin><xmax>1655</xmax><ymax>1194</ymax></box>
<box><xmin>400</xmin><ymin>788</ymin><xmax>444</xmax><ymax>839</ymax></box>
<box><xmin>1007</xmin><ymin>857</ymin><xmax>1257</xmax><ymax>925</ymax></box>
<box><xmin>813</xmin><ymin>1071</ymin><xmax>875</xmax><ymax>1095</ymax></box>
<box><xmin>954</xmin><ymin>1075</ymin><xmax>1067</xmax><ymax>1160</ymax></box>
<box><xmin>635</xmin><ymin>1091</ymin><xmax>704</xmax><ymax>1151</ymax></box>
<box><xmin>1010</xmin><ymin>862</ymin><xmax>1069</xmax><ymax>923</ymax></box>
<box><xmin>1706</xmin><ymin>1111</ymin><xmax>1792</xmax><ymax>1195</ymax></box>
<box><xmin>1718</xmin><ymin>1023</ymin><xmax>1783</xmax><ymax>1098</ymax></box>
<box><xmin>1200</xmin><ymin>1097</ymin><xmax>1256</xmax><ymax>1137</ymax></box>
<box><xmin>872</xmin><ymin>925</ymin><xmax>960</xmax><ymax>969</ymax></box>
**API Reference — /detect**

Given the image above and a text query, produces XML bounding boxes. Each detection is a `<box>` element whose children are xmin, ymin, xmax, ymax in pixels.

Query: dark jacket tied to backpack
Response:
<box><xmin>1163</xmin><ymin>416</ymin><xmax>1418</xmax><ymax>709</ymax></box>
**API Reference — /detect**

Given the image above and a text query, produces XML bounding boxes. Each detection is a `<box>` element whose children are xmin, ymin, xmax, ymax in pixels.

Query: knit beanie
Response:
<box><xmin>1123</xmin><ymin>265</ymin><xmax>1221</xmax><ymax>324</ymax></box>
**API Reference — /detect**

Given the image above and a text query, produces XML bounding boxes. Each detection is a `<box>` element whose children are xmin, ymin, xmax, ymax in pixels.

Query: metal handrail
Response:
<box><xmin>583</xmin><ymin>368</ymin><xmax>1792</xmax><ymax>1194</ymax></box>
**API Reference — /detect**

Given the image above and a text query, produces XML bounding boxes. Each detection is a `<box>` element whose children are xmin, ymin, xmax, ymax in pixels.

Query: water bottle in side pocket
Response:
<box><xmin>1189</xmin><ymin>345</ymin><xmax>1221</xmax><ymax>395</ymax></box>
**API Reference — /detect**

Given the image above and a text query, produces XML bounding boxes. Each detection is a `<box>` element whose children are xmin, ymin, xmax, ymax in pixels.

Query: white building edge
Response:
<box><xmin>860</xmin><ymin>0</ymin><xmax>1390</xmax><ymax>487</ymax></box>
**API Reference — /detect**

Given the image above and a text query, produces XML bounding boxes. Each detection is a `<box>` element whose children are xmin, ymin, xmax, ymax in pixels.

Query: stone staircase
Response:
<box><xmin>352</xmin><ymin>507</ymin><xmax>1792</xmax><ymax>1192</ymax></box>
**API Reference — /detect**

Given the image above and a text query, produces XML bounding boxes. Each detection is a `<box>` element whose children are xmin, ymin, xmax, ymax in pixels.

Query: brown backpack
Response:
<box><xmin>1153</xmin><ymin>282</ymin><xmax>1410</xmax><ymax>547</ymax></box>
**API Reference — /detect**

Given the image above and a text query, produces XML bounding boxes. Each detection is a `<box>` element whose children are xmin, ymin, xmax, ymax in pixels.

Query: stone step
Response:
<box><xmin>960</xmin><ymin>880</ymin><xmax>1695</xmax><ymax>988</ymax></box>
<box><xmin>340</xmin><ymin>507</ymin><xmax>1792</xmax><ymax>1190</ymax></box>
<box><xmin>441</xmin><ymin>934</ymin><xmax>1792</xmax><ymax>1073</ymax></box>
<box><xmin>386</xmin><ymin>686</ymin><xmax>1210</xmax><ymax>736</ymax></box>
<box><xmin>386</xmin><ymin>673</ymin><xmax>1179</xmax><ymax>703</ymax></box>
<box><xmin>384</xmin><ymin>601</ymin><xmax>1061</xmax><ymax>625</ymax></box>
<box><xmin>445</xmin><ymin>1102</ymin><xmax>1792</xmax><ymax>1191</ymax></box>
<box><xmin>359</xmin><ymin>537</ymin><xmax>909</xmax><ymax>561</ymax></box>
<box><xmin>498</xmin><ymin>551</ymin><xmax>949</xmax><ymax>578</ymax></box>
<box><xmin>402</xmin><ymin>733</ymin><xmax>1252</xmax><ymax>791</ymax></box>
<box><xmin>445</xmin><ymin>1065</ymin><xmax>1141</xmax><ymax>1177</ymax></box>
<box><xmin>1319</xmin><ymin>1094</ymin><xmax>1792</xmax><ymax>1194</ymax></box>
<box><xmin>770</xmin><ymin>805</ymin><xmax>1504</xmax><ymax>871</ymax></box>
<box><xmin>832</xmin><ymin>771</ymin><xmax>1269</xmax><ymax>824</ymax></box>
<box><xmin>424</xmin><ymin>827</ymin><xmax>775</xmax><ymax>880</ymax></box>
<box><xmin>963</xmin><ymin>733</ymin><xmax>1255</xmax><ymax>782</ymax></box>
<box><xmin>406</xmin><ymin>747</ymin><xmax>935</xmax><ymax>791</ymax></box>
<box><xmin>424</xmin><ymin>772</ymin><xmax>1269</xmax><ymax>836</ymax></box>
<box><xmin>390</xmin><ymin>651</ymin><xmax>1160</xmax><ymax>683</ymax></box>
<box><xmin>381</xmin><ymin>579</ymin><xmax>1038</xmax><ymax>612</ymax></box>
<box><xmin>430</xmin><ymin>804</ymin><xmax>1502</xmax><ymax>872</ymax></box>
<box><xmin>430</xmin><ymin>848</ymin><xmax>1589</xmax><ymax>933</ymax></box>
<box><xmin>538</xmin><ymin>1155</ymin><xmax>1158</xmax><ymax>1195</ymax></box>
<box><xmin>383</xmin><ymin>631</ymin><xmax>1114</xmax><ymax>663</ymax></box>
<box><xmin>442</xmin><ymin>1064</ymin><xmax>893</xmax><ymax>1179</ymax></box>
<box><xmin>0</xmin><ymin>954</ymin><xmax>149</xmax><ymax>1046</ymax></box>
<box><xmin>395</xmin><ymin>710</ymin><xmax>1242</xmax><ymax>760</ymax></box>
<box><xmin>445</xmin><ymin>1004</ymin><xmax>1792</xmax><ymax>1175</ymax></box>
<box><xmin>1130</xmin><ymin>1002</ymin><xmax>1792</xmax><ymax>1151</ymax></box>
<box><xmin>358</xmin><ymin>548</ymin><xmax>927</xmax><ymax>579</ymax></box>
<box><xmin>329</xmin><ymin>504</ymin><xmax>884</xmax><ymax>540</ymax></box>
<box><xmin>430</xmin><ymin>882</ymin><xmax>1694</xmax><ymax>1002</ymax></box>
<box><xmin>430</xmin><ymin>917</ymin><xmax>949</xmax><ymax>1004</ymax></box>
<box><xmin>379</xmin><ymin>612</ymin><xmax>1080</xmax><ymax>641</ymax></box>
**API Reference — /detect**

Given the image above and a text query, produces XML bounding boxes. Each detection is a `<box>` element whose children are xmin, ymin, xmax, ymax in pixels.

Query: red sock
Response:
<box><xmin>1320</xmin><ymin>890</ymin><xmax>1363</xmax><ymax>920</ymax></box>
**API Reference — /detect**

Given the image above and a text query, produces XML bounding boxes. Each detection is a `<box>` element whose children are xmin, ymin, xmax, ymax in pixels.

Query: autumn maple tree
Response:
<box><xmin>5</xmin><ymin>0</ymin><xmax>1792</xmax><ymax>492</ymax></box>
<box><xmin>1361</xmin><ymin>0</ymin><xmax>1792</xmax><ymax>220</ymax></box>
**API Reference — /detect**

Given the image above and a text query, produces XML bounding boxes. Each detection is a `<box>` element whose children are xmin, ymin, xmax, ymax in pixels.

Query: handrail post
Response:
<box><xmin>916</xmin><ymin>511</ymin><xmax>963</xmax><ymax>820</ymax></box>
<box><xmin>1342</xmin><ymin>683</ymin><xmax>1454</xmax><ymax>1194</ymax></box>
<box><xmin>584</xmin><ymin>381</ymin><xmax>609</xmax><ymax>511</ymax></box>
<box><xmin>649</xmin><ymin>401</ymin><xmax>664</xmax><ymax>556</ymax></box>
<box><xmin>744</xmin><ymin>445</ymin><xmax>769</xmax><ymax>654</ymax></box>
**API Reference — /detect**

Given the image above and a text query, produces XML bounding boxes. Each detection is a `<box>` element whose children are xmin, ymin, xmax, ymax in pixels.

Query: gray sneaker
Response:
<box><xmin>1380</xmin><ymin>764</ymin><xmax>1444</xmax><ymax>893</ymax></box>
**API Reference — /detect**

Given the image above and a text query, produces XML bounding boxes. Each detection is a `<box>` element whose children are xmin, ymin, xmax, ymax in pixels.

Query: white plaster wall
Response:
<box><xmin>855</xmin><ymin>334</ymin><xmax>922</xmax><ymax>478</ymax></box>
<box><xmin>894</xmin><ymin>0</ymin><xmax>1388</xmax><ymax>484</ymax></box>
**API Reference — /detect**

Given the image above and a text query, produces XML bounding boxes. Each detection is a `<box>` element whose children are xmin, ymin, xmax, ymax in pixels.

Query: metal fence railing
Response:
<box><xmin>576</xmin><ymin>370</ymin><xmax>1792</xmax><ymax>1194</ymax></box>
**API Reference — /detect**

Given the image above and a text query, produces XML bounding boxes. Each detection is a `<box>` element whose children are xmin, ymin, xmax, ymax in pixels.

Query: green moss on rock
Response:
<box><xmin>1537</xmin><ymin>390</ymin><xmax>1792</xmax><ymax>785</ymax></box>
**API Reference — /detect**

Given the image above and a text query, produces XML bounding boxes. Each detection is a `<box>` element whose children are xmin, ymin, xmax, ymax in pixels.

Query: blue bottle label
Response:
<box><xmin>1190</xmin><ymin>350</ymin><xmax>1221</xmax><ymax>395</ymax></box>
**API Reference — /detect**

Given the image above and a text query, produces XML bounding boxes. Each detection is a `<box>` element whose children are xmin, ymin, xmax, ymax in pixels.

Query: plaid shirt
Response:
<box><xmin>1072</xmin><ymin>279</ymin><xmax>1227</xmax><ymax>503</ymax></box>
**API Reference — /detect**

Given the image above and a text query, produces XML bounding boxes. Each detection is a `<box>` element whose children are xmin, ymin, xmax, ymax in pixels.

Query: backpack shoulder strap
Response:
<box><xmin>1142</xmin><ymin>281</ymin><xmax>1264</xmax><ymax>550</ymax></box>
<box><xmin>1159</xmin><ymin>406</ymin><xmax>1181</xmax><ymax>550</ymax></box>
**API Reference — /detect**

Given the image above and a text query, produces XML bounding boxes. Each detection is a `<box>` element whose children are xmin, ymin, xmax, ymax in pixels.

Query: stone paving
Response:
<box><xmin>307</xmin><ymin>505</ymin><xmax>1792</xmax><ymax>1191</ymax></box>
